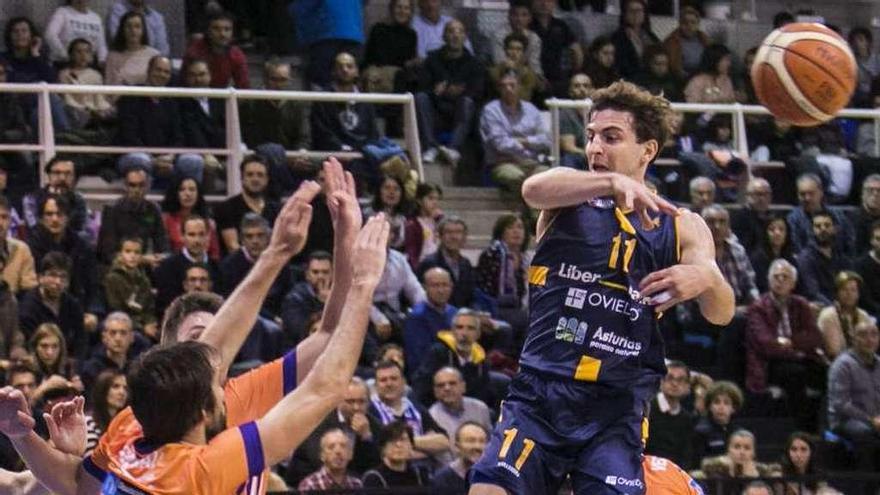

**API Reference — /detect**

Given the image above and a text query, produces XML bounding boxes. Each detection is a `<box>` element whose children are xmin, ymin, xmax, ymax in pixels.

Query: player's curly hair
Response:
<box><xmin>589</xmin><ymin>81</ymin><xmax>676</xmax><ymax>161</ymax></box>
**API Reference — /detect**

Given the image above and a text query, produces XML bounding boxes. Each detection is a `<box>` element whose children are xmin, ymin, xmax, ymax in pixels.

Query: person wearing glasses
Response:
<box><xmin>645</xmin><ymin>360</ymin><xmax>696</xmax><ymax>470</ymax></box>
<box><xmin>22</xmin><ymin>157</ymin><xmax>90</xmax><ymax>242</ymax></box>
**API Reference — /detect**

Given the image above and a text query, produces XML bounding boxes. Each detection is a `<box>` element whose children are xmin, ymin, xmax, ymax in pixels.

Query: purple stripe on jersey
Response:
<box><xmin>283</xmin><ymin>348</ymin><xmax>297</xmax><ymax>395</ymax></box>
<box><xmin>239</xmin><ymin>421</ymin><xmax>265</xmax><ymax>476</ymax></box>
<box><xmin>83</xmin><ymin>455</ymin><xmax>108</xmax><ymax>482</ymax></box>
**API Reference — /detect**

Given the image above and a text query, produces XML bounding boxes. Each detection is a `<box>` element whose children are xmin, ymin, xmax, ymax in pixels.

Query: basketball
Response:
<box><xmin>751</xmin><ymin>22</ymin><xmax>857</xmax><ymax>127</ymax></box>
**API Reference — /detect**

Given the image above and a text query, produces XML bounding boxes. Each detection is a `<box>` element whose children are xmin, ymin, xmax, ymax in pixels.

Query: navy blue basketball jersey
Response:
<box><xmin>520</xmin><ymin>198</ymin><xmax>680</xmax><ymax>387</ymax></box>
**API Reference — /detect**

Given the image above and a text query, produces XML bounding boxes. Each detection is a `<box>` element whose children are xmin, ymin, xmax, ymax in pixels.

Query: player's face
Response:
<box><xmin>375</xmin><ymin>367</ymin><xmax>405</xmax><ymax>403</ymax></box>
<box><xmin>727</xmin><ymin>435</ymin><xmax>754</xmax><ymax>465</ymax></box>
<box><xmin>709</xmin><ymin>395</ymin><xmax>734</xmax><ymax>425</ymax></box>
<box><xmin>586</xmin><ymin>109</ymin><xmax>656</xmax><ymax>178</ymax></box>
<box><xmin>176</xmin><ymin>310</ymin><xmax>215</xmax><ymax>342</ymax></box>
<box><xmin>456</xmin><ymin>424</ymin><xmax>488</xmax><ymax>465</ymax></box>
<box><xmin>787</xmin><ymin>438</ymin><xmax>811</xmax><ymax>473</ymax></box>
<box><xmin>205</xmin><ymin>376</ymin><xmax>227</xmax><ymax>440</ymax></box>
<box><xmin>660</xmin><ymin>367</ymin><xmax>690</xmax><ymax>400</ymax></box>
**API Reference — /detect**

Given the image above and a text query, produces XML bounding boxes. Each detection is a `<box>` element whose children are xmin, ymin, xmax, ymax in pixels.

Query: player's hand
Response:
<box><xmin>351</xmin><ymin>215</ymin><xmax>390</xmax><ymax>288</ymax></box>
<box><xmin>323</xmin><ymin>157</ymin><xmax>362</xmax><ymax>236</ymax></box>
<box><xmin>639</xmin><ymin>263</ymin><xmax>717</xmax><ymax>314</ymax></box>
<box><xmin>45</xmin><ymin>396</ymin><xmax>86</xmax><ymax>457</ymax></box>
<box><xmin>0</xmin><ymin>387</ymin><xmax>35</xmax><ymax>439</ymax></box>
<box><xmin>270</xmin><ymin>180</ymin><xmax>320</xmax><ymax>257</ymax></box>
<box><xmin>609</xmin><ymin>173</ymin><xmax>679</xmax><ymax>227</ymax></box>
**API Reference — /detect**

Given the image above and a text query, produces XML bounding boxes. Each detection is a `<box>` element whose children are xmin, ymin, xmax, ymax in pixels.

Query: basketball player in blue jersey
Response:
<box><xmin>469</xmin><ymin>81</ymin><xmax>735</xmax><ymax>495</ymax></box>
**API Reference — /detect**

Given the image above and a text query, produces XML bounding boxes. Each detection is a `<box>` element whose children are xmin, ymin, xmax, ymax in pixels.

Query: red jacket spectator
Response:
<box><xmin>744</xmin><ymin>292</ymin><xmax>825</xmax><ymax>393</ymax></box>
<box><xmin>183</xmin><ymin>38</ymin><xmax>250</xmax><ymax>88</ymax></box>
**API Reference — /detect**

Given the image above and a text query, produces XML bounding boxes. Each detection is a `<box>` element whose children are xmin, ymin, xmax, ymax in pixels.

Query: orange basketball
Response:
<box><xmin>751</xmin><ymin>22</ymin><xmax>857</xmax><ymax>127</ymax></box>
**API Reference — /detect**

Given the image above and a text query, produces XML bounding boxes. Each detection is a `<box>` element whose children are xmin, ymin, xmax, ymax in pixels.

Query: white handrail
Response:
<box><xmin>0</xmin><ymin>83</ymin><xmax>422</xmax><ymax>195</ymax></box>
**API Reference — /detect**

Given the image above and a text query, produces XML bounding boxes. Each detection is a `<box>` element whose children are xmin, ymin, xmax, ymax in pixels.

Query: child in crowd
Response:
<box><xmin>102</xmin><ymin>237</ymin><xmax>157</xmax><ymax>339</ymax></box>
<box><xmin>57</xmin><ymin>38</ymin><xmax>115</xmax><ymax>130</ymax></box>
<box><xmin>692</xmin><ymin>380</ymin><xmax>744</xmax><ymax>463</ymax></box>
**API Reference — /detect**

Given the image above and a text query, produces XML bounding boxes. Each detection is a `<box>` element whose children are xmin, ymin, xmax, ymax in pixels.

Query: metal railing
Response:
<box><xmin>545</xmin><ymin>98</ymin><xmax>880</xmax><ymax>167</ymax></box>
<box><xmin>0</xmin><ymin>82</ymin><xmax>423</xmax><ymax>196</ymax></box>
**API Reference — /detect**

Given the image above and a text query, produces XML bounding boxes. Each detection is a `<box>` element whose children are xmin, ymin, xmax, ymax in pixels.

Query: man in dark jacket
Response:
<box><xmin>97</xmin><ymin>168</ymin><xmax>168</xmax><ymax>266</ymax></box>
<box><xmin>417</xmin><ymin>216</ymin><xmax>476</xmax><ymax>308</ymax></box>
<box><xmin>152</xmin><ymin>215</ymin><xmax>220</xmax><ymax>316</ymax></box>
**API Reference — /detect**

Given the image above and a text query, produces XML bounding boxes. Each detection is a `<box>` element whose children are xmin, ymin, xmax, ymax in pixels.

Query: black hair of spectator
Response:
<box><xmin>509</xmin><ymin>0</ymin><xmax>531</xmax><ymax>10</ymax></box>
<box><xmin>758</xmin><ymin>215</ymin><xmax>794</xmax><ymax>259</ymax></box>
<box><xmin>375</xmin><ymin>359</ymin><xmax>404</xmax><ymax>376</ymax></box>
<box><xmin>39</xmin><ymin>251</ymin><xmax>71</xmax><ymax>275</ymax></box>
<box><xmin>388</xmin><ymin>0</ymin><xmax>412</xmax><ymax>17</ymax></box>
<box><xmin>372</xmin><ymin>175</ymin><xmax>413</xmax><ymax>217</ymax></box>
<box><xmin>415</xmin><ymin>182</ymin><xmax>443</xmax><ymax>201</ymax></box>
<box><xmin>618</xmin><ymin>0</ymin><xmax>654</xmax><ymax>32</ymax></box>
<box><xmin>29</xmin><ymin>323</ymin><xmax>68</xmax><ymax>378</ymax></box>
<box><xmin>161</xmin><ymin>175</ymin><xmax>209</xmax><ymax>216</ymax></box>
<box><xmin>811</xmin><ymin>210</ymin><xmax>836</xmax><ymax>225</ymax></box>
<box><xmin>239</xmin><ymin>212</ymin><xmax>270</xmax><ymax>234</ymax></box>
<box><xmin>780</xmin><ymin>431</ymin><xmax>822</xmax><ymax>488</ymax></box>
<box><xmin>491</xmin><ymin>213</ymin><xmax>531</xmax><ymax>251</ymax></box>
<box><xmin>772</xmin><ymin>11</ymin><xmax>795</xmax><ymax>29</ymax></box>
<box><xmin>6</xmin><ymin>362</ymin><xmax>38</xmax><ymax>386</ymax></box>
<box><xmin>704</xmin><ymin>380</ymin><xmax>744</xmax><ymax>412</ymax></box>
<box><xmin>37</xmin><ymin>193</ymin><xmax>70</xmax><ymax>219</ymax></box>
<box><xmin>206</xmin><ymin>10</ymin><xmax>237</xmax><ymax>27</ymax></box>
<box><xmin>181</xmin><ymin>57</ymin><xmax>211</xmax><ymax>86</ymax></box>
<box><xmin>181</xmin><ymin>214</ymin><xmax>209</xmax><ymax>235</ymax></box>
<box><xmin>184</xmin><ymin>263</ymin><xmax>212</xmax><ymax>281</ymax></box>
<box><xmin>849</xmin><ymin>26</ymin><xmax>873</xmax><ymax>47</ymax></box>
<box><xmin>588</xmin><ymin>35</ymin><xmax>614</xmax><ymax>58</ymax></box>
<box><xmin>503</xmin><ymin>32</ymin><xmax>529</xmax><ymax>50</ymax></box>
<box><xmin>44</xmin><ymin>155</ymin><xmax>77</xmax><ymax>176</ymax></box>
<box><xmin>161</xmin><ymin>291</ymin><xmax>224</xmax><ymax>343</ymax></box>
<box><xmin>111</xmin><ymin>11</ymin><xmax>150</xmax><ymax>52</ymax></box>
<box><xmin>665</xmin><ymin>359</ymin><xmax>690</xmax><ymax>377</ymax></box>
<box><xmin>238</xmin><ymin>153</ymin><xmax>269</xmax><ymax>177</ymax></box>
<box><xmin>118</xmin><ymin>235</ymin><xmax>144</xmax><ymax>251</ymax></box>
<box><xmin>3</xmin><ymin>17</ymin><xmax>39</xmax><ymax>52</ymax></box>
<box><xmin>66</xmin><ymin>38</ymin><xmax>93</xmax><ymax>60</ymax></box>
<box><xmin>641</xmin><ymin>43</ymin><xmax>670</xmax><ymax>68</ymax></box>
<box><xmin>128</xmin><ymin>341</ymin><xmax>217</xmax><ymax>445</ymax></box>
<box><xmin>91</xmin><ymin>369</ymin><xmax>127</xmax><ymax>431</ymax></box>
<box><xmin>377</xmin><ymin>419</ymin><xmax>414</xmax><ymax>451</ymax></box>
<box><xmin>455</xmin><ymin>420</ymin><xmax>489</xmax><ymax>442</ymax></box>
<box><xmin>695</xmin><ymin>43</ymin><xmax>732</xmax><ymax>77</ymax></box>
<box><xmin>307</xmin><ymin>250</ymin><xmax>333</xmax><ymax>264</ymax></box>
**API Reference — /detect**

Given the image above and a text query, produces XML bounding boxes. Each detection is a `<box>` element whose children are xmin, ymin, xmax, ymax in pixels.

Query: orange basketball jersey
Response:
<box><xmin>644</xmin><ymin>455</ymin><xmax>704</xmax><ymax>495</ymax></box>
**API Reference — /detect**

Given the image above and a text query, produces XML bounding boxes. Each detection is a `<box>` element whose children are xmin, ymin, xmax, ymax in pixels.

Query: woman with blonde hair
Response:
<box><xmin>818</xmin><ymin>270</ymin><xmax>872</xmax><ymax>359</ymax></box>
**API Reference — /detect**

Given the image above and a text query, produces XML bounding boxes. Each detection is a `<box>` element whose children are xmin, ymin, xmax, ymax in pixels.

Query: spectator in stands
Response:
<box><xmin>480</xmin><ymin>71</ymin><xmax>551</xmax><ymax>195</ymax></box>
<box><xmin>214</xmin><ymin>154</ymin><xmax>280</xmax><ymax>254</ymax></box>
<box><xmin>646</xmin><ymin>361</ymin><xmax>695</xmax><ymax>470</ymax></box>
<box><xmin>291</xmin><ymin>0</ymin><xmax>365</xmax><ymax>89</ymax></box>
<box><xmin>703</xmin><ymin>205</ymin><xmax>759</xmax><ymax>309</ymax></box>
<box><xmin>698</xmin><ymin>429</ymin><xmax>781</xmax><ymax>480</ymax></box>
<box><xmin>477</xmin><ymin>214</ymin><xmax>529</xmax><ymax>332</ymax></box>
<box><xmin>116</xmin><ymin>56</ymin><xmax>204</xmax><ymax>183</ymax></box>
<box><xmin>368</xmin><ymin>361</ymin><xmax>451</xmax><ymax>464</ymax></box>
<box><xmin>854</xmin><ymin>174</ymin><xmax>880</xmax><ymax>253</ymax></box>
<box><xmin>731</xmin><ymin>178</ymin><xmax>773</xmax><ymax>253</ymax></box>
<box><xmin>372</xmin><ymin>239</ymin><xmax>426</xmax><ymax>343</ymax></box>
<box><xmin>558</xmin><ymin>73</ymin><xmax>592</xmax><ymax>170</ymax></box>
<box><xmin>746</xmin><ymin>259</ymin><xmax>826</xmax><ymax>430</ymax></box>
<box><xmin>0</xmin><ymin>37</ymin><xmax>32</xmax><ymax>145</ymax></box>
<box><xmin>800</xmin><ymin>124</ymin><xmax>855</xmax><ymax>204</ymax></box>
<box><xmin>412</xmin><ymin>0</ymin><xmax>472</xmax><ymax>59</ymax></box>
<box><xmin>27</xmin><ymin>324</ymin><xmax>76</xmax><ymax>385</ymax></box>
<box><xmin>365</xmin><ymin>175</ymin><xmax>411</xmax><ymax>251</ymax></box>
<box><xmin>23</xmin><ymin>156</ymin><xmax>89</xmax><ymax>240</ymax></box>
<box><xmin>849</xmin><ymin>27</ymin><xmax>880</xmax><ymax>107</ymax></box>
<box><xmin>44</xmin><ymin>0</ymin><xmax>108</xmax><ymax>64</ymax></box>
<box><xmin>818</xmin><ymin>271</ymin><xmax>873</xmax><ymax>360</ymax></box>
<box><xmin>489</xmin><ymin>33</ymin><xmax>541</xmax><ymax>103</ymax></box>
<box><xmin>749</xmin><ymin>215</ymin><xmax>796</xmax><ymax>295</ymax></box>
<box><xmin>285</xmin><ymin>377</ymin><xmax>381</xmax><ymax>485</ymax></box>
<box><xmin>238</xmin><ymin>59</ymin><xmax>312</xmax><ymax>196</ymax></box>
<box><xmin>152</xmin><ymin>215</ymin><xmax>220</xmax><ymax>317</ymax></box>
<box><xmin>219</xmin><ymin>213</ymin><xmax>292</xmax><ymax>318</ymax></box>
<box><xmin>751</xmin><ymin>118</ymin><xmax>801</xmax><ymax>163</ymax></box>
<box><xmin>404</xmin><ymin>183</ymin><xmax>443</xmax><ymax>268</ymax></box>
<box><xmin>178</xmin><ymin>58</ymin><xmax>225</xmax><ymax>185</ymax></box>
<box><xmin>107</xmin><ymin>0</ymin><xmax>170</xmax><ymax>57</ymax></box>
<box><xmin>692</xmin><ymin>380</ymin><xmax>744</xmax><ymax>462</ymax></box>
<box><xmin>84</xmin><ymin>369</ymin><xmax>127</xmax><ymax>454</ymax></box>
<box><xmin>787</xmin><ymin>173</ymin><xmax>855</xmax><ymax>256</ymax></box>
<box><xmin>796</xmin><ymin>211</ymin><xmax>854</xmax><ymax>307</ymax></box>
<box><xmin>404</xmin><ymin>267</ymin><xmax>456</xmax><ymax>372</ymax></box>
<box><xmin>160</xmin><ymin>176</ymin><xmax>220</xmax><ymax>261</ymax></box>
<box><xmin>58</xmin><ymin>39</ymin><xmax>115</xmax><ymax>131</ymax></box>
<box><xmin>105</xmin><ymin>12</ymin><xmax>159</xmax><ymax>86</ymax></box>
<box><xmin>662</xmin><ymin>6</ymin><xmax>708</xmax><ymax>78</ymax></box>
<box><xmin>79</xmin><ymin>312</ymin><xmax>139</xmax><ymax>394</ymax></box>
<box><xmin>184</xmin><ymin>11</ymin><xmax>249</xmax><ymax>88</ymax></box>
<box><xmin>361</xmin><ymin>420</ymin><xmax>430</xmax><ymax>488</ymax></box>
<box><xmin>689</xmin><ymin>177</ymin><xmax>716</xmax><ymax>212</ymax></box>
<box><xmin>611</xmin><ymin>0</ymin><xmax>659</xmax><ymax>80</ymax></box>
<box><xmin>827</xmin><ymin>320</ymin><xmax>880</xmax><ymax>472</ymax></box>
<box><xmin>684</xmin><ymin>44</ymin><xmax>737</xmax><ymax>104</ymax></box>
<box><xmin>0</xmin><ymin>252</ymin><xmax>22</xmax><ymax>358</ymax></box>
<box><xmin>27</xmin><ymin>194</ymin><xmax>97</xmax><ymax>319</ymax></box>
<box><xmin>634</xmin><ymin>44</ymin><xmax>684</xmax><ymax>102</ymax></box>
<box><xmin>490</xmin><ymin>1</ymin><xmax>544</xmax><ymax>79</ymax></box>
<box><xmin>97</xmin><ymin>167</ymin><xmax>168</xmax><ymax>266</ymax></box>
<box><xmin>430</xmin><ymin>421</ymin><xmax>488</xmax><ymax>494</ymax></box>
<box><xmin>780</xmin><ymin>432</ymin><xmax>831</xmax><ymax>495</ymax></box>
<box><xmin>17</xmin><ymin>253</ymin><xmax>86</xmax><ymax>359</ymax></box>
<box><xmin>415</xmin><ymin>19</ymin><xmax>482</xmax><ymax>168</ymax></box>
<box><xmin>857</xmin><ymin>81</ymin><xmax>880</xmax><ymax>157</ymax></box>
<box><xmin>297</xmin><ymin>429</ymin><xmax>364</xmax><ymax>491</ymax></box>
<box><xmin>0</xmin><ymin>195</ymin><xmax>36</xmax><ymax>295</ymax></box>
<box><xmin>856</xmin><ymin>220</ymin><xmax>880</xmax><ymax>314</ymax></box>
<box><xmin>584</xmin><ymin>35</ymin><xmax>620</xmax><ymax>90</ymax></box>
<box><xmin>417</xmin><ymin>216</ymin><xmax>476</xmax><ymax>308</ymax></box>
<box><xmin>428</xmin><ymin>367</ymin><xmax>492</xmax><ymax>443</ymax></box>
<box><xmin>363</xmin><ymin>0</ymin><xmax>419</xmax><ymax>96</ymax></box>
<box><xmin>281</xmin><ymin>254</ymin><xmax>328</xmax><ymax>343</ymax></box>
<box><xmin>6</xmin><ymin>364</ymin><xmax>38</xmax><ymax>405</ymax></box>
<box><xmin>102</xmin><ymin>237</ymin><xmax>157</xmax><ymax>336</ymax></box>
<box><xmin>180</xmin><ymin>264</ymin><xmax>213</xmax><ymax>295</ymax></box>
<box><xmin>530</xmin><ymin>0</ymin><xmax>583</xmax><ymax>96</ymax></box>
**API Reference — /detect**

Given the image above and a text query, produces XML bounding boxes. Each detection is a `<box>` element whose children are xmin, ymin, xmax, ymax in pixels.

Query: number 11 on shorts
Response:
<box><xmin>498</xmin><ymin>428</ymin><xmax>535</xmax><ymax>470</ymax></box>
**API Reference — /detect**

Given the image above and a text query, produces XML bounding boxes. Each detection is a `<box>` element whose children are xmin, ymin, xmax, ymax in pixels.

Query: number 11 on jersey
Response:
<box><xmin>498</xmin><ymin>428</ymin><xmax>535</xmax><ymax>471</ymax></box>
<box><xmin>608</xmin><ymin>233</ymin><xmax>636</xmax><ymax>273</ymax></box>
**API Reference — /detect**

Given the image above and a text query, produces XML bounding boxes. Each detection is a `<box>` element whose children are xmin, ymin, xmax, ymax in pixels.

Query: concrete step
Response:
<box><xmin>441</xmin><ymin>186</ymin><xmax>513</xmax><ymax>211</ymax></box>
<box><xmin>421</xmin><ymin>162</ymin><xmax>455</xmax><ymax>186</ymax></box>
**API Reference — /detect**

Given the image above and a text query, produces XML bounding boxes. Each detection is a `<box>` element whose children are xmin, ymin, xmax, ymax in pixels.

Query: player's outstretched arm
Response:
<box><xmin>199</xmin><ymin>181</ymin><xmax>320</xmax><ymax>381</ymax></box>
<box><xmin>0</xmin><ymin>469</ymin><xmax>49</xmax><ymax>495</ymax></box>
<box><xmin>639</xmin><ymin>210</ymin><xmax>735</xmax><ymax>325</ymax></box>
<box><xmin>294</xmin><ymin>158</ymin><xmax>362</xmax><ymax>384</ymax></box>
<box><xmin>255</xmin><ymin>215</ymin><xmax>389</xmax><ymax>467</ymax></box>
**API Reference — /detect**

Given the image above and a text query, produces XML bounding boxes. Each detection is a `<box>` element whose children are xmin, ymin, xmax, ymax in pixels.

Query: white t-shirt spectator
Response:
<box><xmin>45</xmin><ymin>6</ymin><xmax>108</xmax><ymax>63</ymax></box>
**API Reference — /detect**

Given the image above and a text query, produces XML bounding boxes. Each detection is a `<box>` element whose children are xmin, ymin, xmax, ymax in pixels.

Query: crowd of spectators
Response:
<box><xmin>1</xmin><ymin>0</ymin><xmax>880</xmax><ymax>493</ymax></box>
